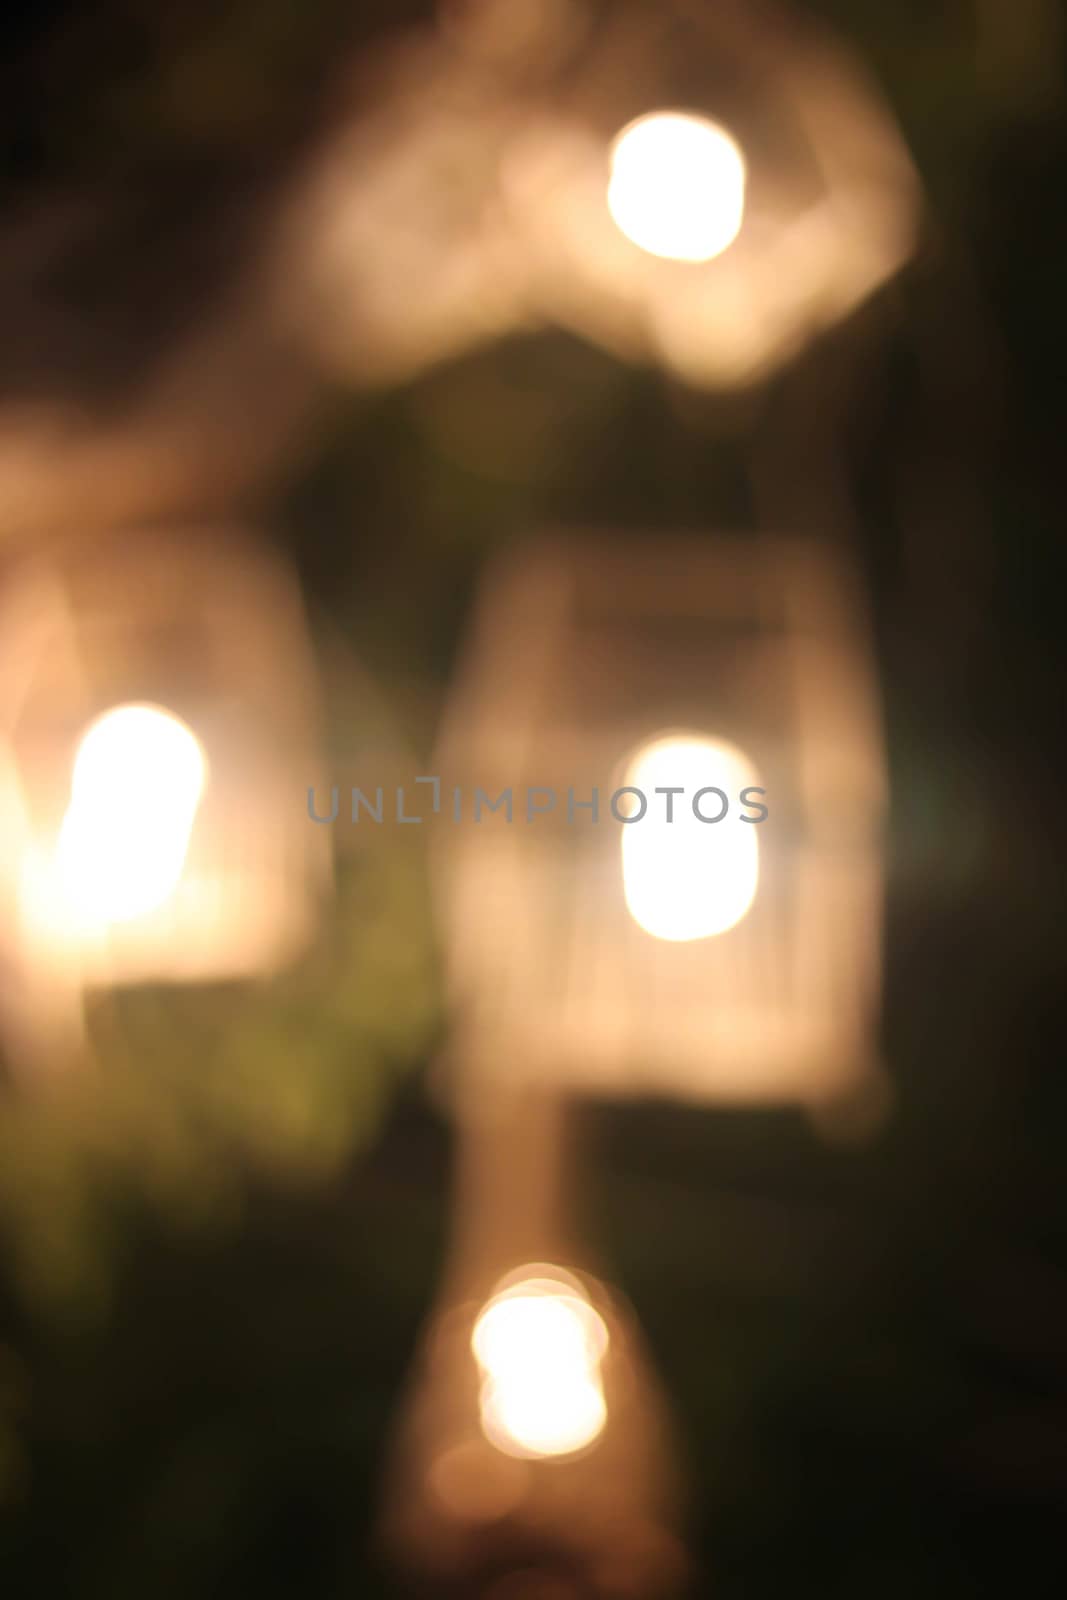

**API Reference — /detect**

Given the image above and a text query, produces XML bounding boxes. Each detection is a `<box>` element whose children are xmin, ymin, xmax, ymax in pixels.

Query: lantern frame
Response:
<box><xmin>282</xmin><ymin>0</ymin><xmax>919</xmax><ymax>391</ymax></box>
<box><xmin>499</xmin><ymin>0</ymin><xmax>920</xmax><ymax>386</ymax></box>
<box><xmin>0</xmin><ymin>526</ymin><xmax>330</xmax><ymax>1002</ymax></box>
<box><xmin>435</xmin><ymin>531</ymin><xmax>887</xmax><ymax>1111</ymax></box>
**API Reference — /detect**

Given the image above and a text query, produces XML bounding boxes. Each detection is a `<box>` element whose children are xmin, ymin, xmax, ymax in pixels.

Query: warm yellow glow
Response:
<box><xmin>621</xmin><ymin>733</ymin><xmax>760</xmax><ymax>941</ymax></box>
<box><xmin>471</xmin><ymin>1270</ymin><xmax>609</xmax><ymax>1459</ymax></box>
<box><xmin>55</xmin><ymin>704</ymin><xmax>207</xmax><ymax>924</ymax></box>
<box><xmin>607</xmin><ymin>111</ymin><xmax>745</xmax><ymax>263</ymax></box>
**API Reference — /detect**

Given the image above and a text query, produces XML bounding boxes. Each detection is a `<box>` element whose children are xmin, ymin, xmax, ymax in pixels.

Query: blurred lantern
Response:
<box><xmin>283</xmin><ymin>0</ymin><xmax>919</xmax><ymax>390</ymax></box>
<box><xmin>0</xmin><ymin>527</ymin><xmax>329</xmax><ymax>1070</ymax></box>
<box><xmin>383</xmin><ymin>1187</ymin><xmax>684</xmax><ymax>1597</ymax></box>
<box><xmin>500</xmin><ymin>0</ymin><xmax>920</xmax><ymax>386</ymax></box>
<box><xmin>436</xmin><ymin>532</ymin><xmax>888</xmax><ymax>1116</ymax></box>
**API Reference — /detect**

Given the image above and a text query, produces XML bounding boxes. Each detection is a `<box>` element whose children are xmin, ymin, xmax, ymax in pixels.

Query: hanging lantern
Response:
<box><xmin>434</xmin><ymin>531</ymin><xmax>887</xmax><ymax>1116</ymax></box>
<box><xmin>383</xmin><ymin>1223</ymin><xmax>684</xmax><ymax>1597</ymax></box>
<box><xmin>282</xmin><ymin>0</ymin><xmax>919</xmax><ymax>391</ymax></box>
<box><xmin>0</xmin><ymin>527</ymin><xmax>330</xmax><ymax>1041</ymax></box>
<box><xmin>381</xmin><ymin>1050</ymin><xmax>684</xmax><ymax>1593</ymax></box>
<box><xmin>499</xmin><ymin>0</ymin><xmax>920</xmax><ymax>386</ymax></box>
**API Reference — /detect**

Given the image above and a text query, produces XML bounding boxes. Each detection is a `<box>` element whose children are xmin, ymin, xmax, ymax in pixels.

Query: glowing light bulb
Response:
<box><xmin>55</xmin><ymin>704</ymin><xmax>207</xmax><ymax>925</ymax></box>
<box><xmin>607</xmin><ymin>111</ymin><xmax>745</xmax><ymax>263</ymax></box>
<box><xmin>621</xmin><ymin>733</ymin><xmax>759</xmax><ymax>941</ymax></box>
<box><xmin>471</xmin><ymin>1270</ymin><xmax>609</xmax><ymax>1459</ymax></box>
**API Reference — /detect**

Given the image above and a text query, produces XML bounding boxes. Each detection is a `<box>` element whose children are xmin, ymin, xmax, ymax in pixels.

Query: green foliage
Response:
<box><xmin>0</xmin><ymin>785</ymin><xmax>440</xmax><ymax>1322</ymax></box>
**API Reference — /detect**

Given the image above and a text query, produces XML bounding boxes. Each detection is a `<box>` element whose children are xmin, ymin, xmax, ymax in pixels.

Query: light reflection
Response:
<box><xmin>621</xmin><ymin>733</ymin><xmax>759</xmax><ymax>941</ymax></box>
<box><xmin>55</xmin><ymin>704</ymin><xmax>207</xmax><ymax>925</ymax></box>
<box><xmin>471</xmin><ymin>1268</ymin><xmax>609</xmax><ymax>1459</ymax></box>
<box><xmin>607</xmin><ymin>111</ymin><xmax>745</xmax><ymax>263</ymax></box>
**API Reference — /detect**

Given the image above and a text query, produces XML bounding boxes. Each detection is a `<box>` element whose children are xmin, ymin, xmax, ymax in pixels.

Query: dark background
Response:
<box><xmin>1</xmin><ymin>3</ymin><xmax>1065</xmax><ymax>1596</ymax></box>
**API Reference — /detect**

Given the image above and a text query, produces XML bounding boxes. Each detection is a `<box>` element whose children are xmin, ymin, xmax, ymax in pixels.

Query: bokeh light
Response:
<box><xmin>607</xmin><ymin>111</ymin><xmax>745</xmax><ymax>263</ymax></box>
<box><xmin>621</xmin><ymin>733</ymin><xmax>760</xmax><ymax>941</ymax></box>
<box><xmin>55</xmin><ymin>704</ymin><xmax>207</xmax><ymax>925</ymax></box>
<box><xmin>472</xmin><ymin>1270</ymin><xmax>609</xmax><ymax>1459</ymax></box>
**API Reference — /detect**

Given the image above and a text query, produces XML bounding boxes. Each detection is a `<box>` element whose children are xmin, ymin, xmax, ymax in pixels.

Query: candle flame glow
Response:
<box><xmin>55</xmin><ymin>704</ymin><xmax>207</xmax><ymax>925</ymax></box>
<box><xmin>471</xmin><ymin>1269</ymin><xmax>609</xmax><ymax>1459</ymax></box>
<box><xmin>621</xmin><ymin>733</ymin><xmax>760</xmax><ymax>941</ymax></box>
<box><xmin>607</xmin><ymin>111</ymin><xmax>746</xmax><ymax>263</ymax></box>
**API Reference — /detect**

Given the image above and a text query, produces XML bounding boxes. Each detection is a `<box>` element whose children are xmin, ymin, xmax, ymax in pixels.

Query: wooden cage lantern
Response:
<box><xmin>0</xmin><ymin>528</ymin><xmax>329</xmax><ymax>1027</ymax></box>
<box><xmin>280</xmin><ymin>0</ymin><xmax>919</xmax><ymax>392</ymax></box>
<box><xmin>436</xmin><ymin>533</ymin><xmax>887</xmax><ymax>1116</ymax></box>
<box><xmin>500</xmin><ymin>0</ymin><xmax>920</xmax><ymax>387</ymax></box>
